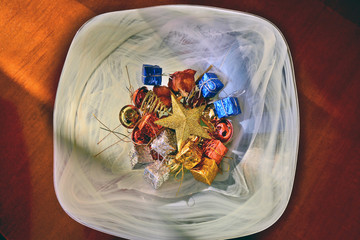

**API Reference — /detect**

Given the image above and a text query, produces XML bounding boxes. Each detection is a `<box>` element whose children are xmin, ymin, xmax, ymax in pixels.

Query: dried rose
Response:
<box><xmin>153</xmin><ymin>85</ymin><xmax>172</xmax><ymax>108</ymax></box>
<box><xmin>168</xmin><ymin>69</ymin><xmax>196</xmax><ymax>97</ymax></box>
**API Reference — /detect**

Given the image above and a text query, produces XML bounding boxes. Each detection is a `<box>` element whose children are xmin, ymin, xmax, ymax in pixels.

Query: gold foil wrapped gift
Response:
<box><xmin>191</xmin><ymin>157</ymin><xmax>219</xmax><ymax>185</ymax></box>
<box><xmin>165</xmin><ymin>155</ymin><xmax>181</xmax><ymax>173</ymax></box>
<box><xmin>175</xmin><ymin>140</ymin><xmax>202</xmax><ymax>170</ymax></box>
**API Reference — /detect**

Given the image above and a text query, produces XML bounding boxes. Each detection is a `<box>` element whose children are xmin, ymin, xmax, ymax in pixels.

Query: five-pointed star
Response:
<box><xmin>155</xmin><ymin>94</ymin><xmax>211</xmax><ymax>150</ymax></box>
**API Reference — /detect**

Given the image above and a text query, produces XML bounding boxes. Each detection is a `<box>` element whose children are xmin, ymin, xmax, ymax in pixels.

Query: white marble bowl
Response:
<box><xmin>54</xmin><ymin>5</ymin><xmax>299</xmax><ymax>239</ymax></box>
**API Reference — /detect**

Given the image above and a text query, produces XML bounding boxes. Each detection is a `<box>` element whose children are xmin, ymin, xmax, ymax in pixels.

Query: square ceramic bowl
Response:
<box><xmin>54</xmin><ymin>5</ymin><xmax>299</xmax><ymax>239</ymax></box>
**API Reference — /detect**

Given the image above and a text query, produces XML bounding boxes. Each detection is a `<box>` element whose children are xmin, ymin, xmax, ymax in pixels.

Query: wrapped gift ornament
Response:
<box><xmin>175</xmin><ymin>140</ymin><xmax>203</xmax><ymax>170</ymax></box>
<box><xmin>165</xmin><ymin>154</ymin><xmax>181</xmax><ymax>173</ymax></box>
<box><xmin>142</xmin><ymin>64</ymin><xmax>162</xmax><ymax>85</ymax></box>
<box><xmin>213</xmin><ymin>96</ymin><xmax>241</xmax><ymax>118</ymax></box>
<box><xmin>191</xmin><ymin>157</ymin><xmax>219</xmax><ymax>185</ymax></box>
<box><xmin>150</xmin><ymin>129</ymin><xmax>177</xmax><ymax>157</ymax></box>
<box><xmin>129</xmin><ymin>145</ymin><xmax>154</xmax><ymax>169</ymax></box>
<box><xmin>197</xmin><ymin>73</ymin><xmax>224</xmax><ymax>98</ymax></box>
<box><xmin>150</xmin><ymin>148</ymin><xmax>163</xmax><ymax>160</ymax></box>
<box><xmin>203</xmin><ymin>139</ymin><xmax>228</xmax><ymax>164</ymax></box>
<box><xmin>143</xmin><ymin>161</ymin><xmax>170</xmax><ymax>189</ymax></box>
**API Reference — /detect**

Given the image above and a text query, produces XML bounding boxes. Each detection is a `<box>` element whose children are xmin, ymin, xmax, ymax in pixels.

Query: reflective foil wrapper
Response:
<box><xmin>197</xmin><ymin>73</ymin><xmax>224</xmax><ymax>98</ymax></box>
<box><xmin>112</xmin><ymin>64</ymin><xmax>243</xmax><ymax>190</ymax></box>
<box><xmin>191</xmin><ymin>157</ymin><xmax>219</xmax><ymax>185</ymax></box>
<box><xmin>119</xmin><ymin>105</ymin><xmax>141</xmax><ymax>129</ymax></box>
<box><xmin>213</xmin><ymin>96</ymin><xmax>241</xmax><ymax>118</ymax></box>
<box><xmin>142</xmin><ymin>64</ymin><xmax>162</xmax><ymax>85</ymax></box>
<box><xmin>175</xmin><ymin>140</ymin><xmax>202</xmax><ymax>170</ymax></box>
<box><xmin>212</xmin><ymin>119</ymin><xmax>233</xmax><ymax>143</ymax></box>
<box><xmin>151</xmin><ymin>129</ymin><xmax>177</xmax><ymax>157</ymax></box>
<box><xmin>132</xmin><ymin>113</ymin><xmax>163</xmax><ymax>144</ymax></box>
<box><xmin>204</xmin><ymin>139</ymin><xmax>228</xmax><ymax>165</ymax></box>
<box><xmin>132</xmin><ymin>86</ymin><xmax>148</xmax><ymax>108</ymax></box>
<box><xmin>143</xmin><ymin>161</ymin><xmax>170</xmax><ymax>189</ymax></box>
<box><xmin>129</xmin><ymin>145</ymin><xmax>154</xmax><ymax>169</ymax></box>
<box><xmin>150</xmin><ymin>148</ymin><xmax>163</xmax><ymax>161</ymax></box>
<box><xmin>165</xmin><ymin>154</ymin><xmax>181</xmax><ymax>173</ymax></box>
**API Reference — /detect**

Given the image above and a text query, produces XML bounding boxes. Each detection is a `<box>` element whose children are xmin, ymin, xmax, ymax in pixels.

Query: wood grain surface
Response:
<box><xmin>0</xmin><ymin>0</ymin><xmax>359</xmax><ymax>239</ymax></box>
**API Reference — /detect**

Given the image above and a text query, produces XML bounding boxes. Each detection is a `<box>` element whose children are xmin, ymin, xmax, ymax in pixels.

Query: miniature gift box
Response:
<box><xmin>143</xmin><ymin>161</ymin><xmax>170</xmax><ymax>189</ymax></box>
<box><xmin>213</xmin><ymin>96</ymin><xmax>241</xmax><ymax>118</ymax></box>
<box><xmin>150</xmin><ymin>129</ymin><xmax>177</xmax><ymax>157</ymax></box>
<box><xmin>197</xmin><ymin>73</ymin><xmax>224</xmax><ymax>98</ymax></box>
<box><xmin>129</xmin><ymin>145</ymin><xmax>154</xmax><ymax>169</ymax></box>
<box><xmin>175</xmin><ymin>140</ymin><xmax>202</xmax><ymax>170</ymax></box>
<box><xmin>191</xmin><ymin>158</ymin><xmax>219</xmax><ymax>185</ymax></box>
<box><xmin>142</xmin><ymin>64</ymin><xmax>162</xmax><ymax>85</ymax></box>
<box><xmin>203</xmin><ymin>139</ymin><xmax>228</xmax><ymax>165</ymax></box>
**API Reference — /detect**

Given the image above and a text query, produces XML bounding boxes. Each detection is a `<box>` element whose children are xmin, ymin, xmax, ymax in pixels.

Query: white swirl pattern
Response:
<box><xmin>54</xmin><ymin>5</ymin><xmax>299</xmax><ymax>239</ymax></box>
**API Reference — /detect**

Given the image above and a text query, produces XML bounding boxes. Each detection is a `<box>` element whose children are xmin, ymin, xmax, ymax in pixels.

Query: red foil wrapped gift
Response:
<box><xmin>203</xmin><ymin>139</ymin><xmax>228</xmax><ymax>165</ymax></box>
<box><xmin>132</xmin><ymin>113</ymin><xmax>163</xmax><ymax>144</ymax></box>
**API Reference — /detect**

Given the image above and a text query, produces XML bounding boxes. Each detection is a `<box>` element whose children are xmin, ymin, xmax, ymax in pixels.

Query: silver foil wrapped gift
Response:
<box><xmin>150</xmin><ymin>129</ymin><xmax>177</xmax><ymax>157</ymax></box>
<box><xmin>129</xmin><ymin>145</ymin><xmax>154</xmax><ymax>169</ymax></box>
<box><xmin>143</xmin><ymin>161</ymin><xmax>170</xmax><ymax>189</ymax></box>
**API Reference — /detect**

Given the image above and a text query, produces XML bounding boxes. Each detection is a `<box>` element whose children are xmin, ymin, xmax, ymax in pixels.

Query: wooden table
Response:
<box><xmin>1</xmin><ymin>0</ymin><xmax>359</xmax><ymax>239</ymax></box>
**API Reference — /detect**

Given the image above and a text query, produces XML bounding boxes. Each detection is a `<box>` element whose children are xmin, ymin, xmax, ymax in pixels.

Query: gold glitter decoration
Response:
<box><xmin>140</xmin><ymin>91</ymin><xmax>170</xmax><ymax>116</ymax></box>
<box><xmin>155</xmin><ymin>94</ymin><xmax>211</xmax><ymax>150</ymax></box>
<box><xmin>191</xmin><ymin>157</ymin><xmax>219</xmax><ymax>185</ymax></box>
<box><xmin>175</xmin><ymin>140</ymin><xmax>203</xmax><ymax>170</ymax></box>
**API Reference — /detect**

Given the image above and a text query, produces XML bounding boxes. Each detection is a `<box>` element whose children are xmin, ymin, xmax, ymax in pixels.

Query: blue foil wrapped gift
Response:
<box><xmin>142</xmin><ymin>64</ymin><xmax>162</xmax><ymax>85</ymax></box>
<box><xmin>214</xmin><ymin>97</ymin><xmax>241</xmax><ymax>118</ymax></box>
<box><xmin>197</xmin><ymin>73</ymin><xmax>224</xmax><ymax>98</ymax></box>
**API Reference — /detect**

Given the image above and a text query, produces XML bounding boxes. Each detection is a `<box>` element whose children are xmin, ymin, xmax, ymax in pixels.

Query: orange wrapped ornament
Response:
<box><xmin>212</xmin><ymin>119</ymin><xmax>233</xmax><ymax>143</ymax></box>
<box><xmin>203</xmin><ymin>139</ymin><xmax>228</xmax><ymax>164</ymax></box>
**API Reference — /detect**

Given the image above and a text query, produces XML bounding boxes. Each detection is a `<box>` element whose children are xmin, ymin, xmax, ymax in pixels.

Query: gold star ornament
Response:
<box><xmin>155</xmin><ymin>94</ymin><xmax>211</xmax><ymax>150</ymax></box>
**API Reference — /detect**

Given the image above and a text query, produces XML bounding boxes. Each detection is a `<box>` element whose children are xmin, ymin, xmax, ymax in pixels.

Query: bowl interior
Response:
<box><xmin>54</xmin><ymin>5</ymin><xmax>299</xmax><ymax>240</ymax></box>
